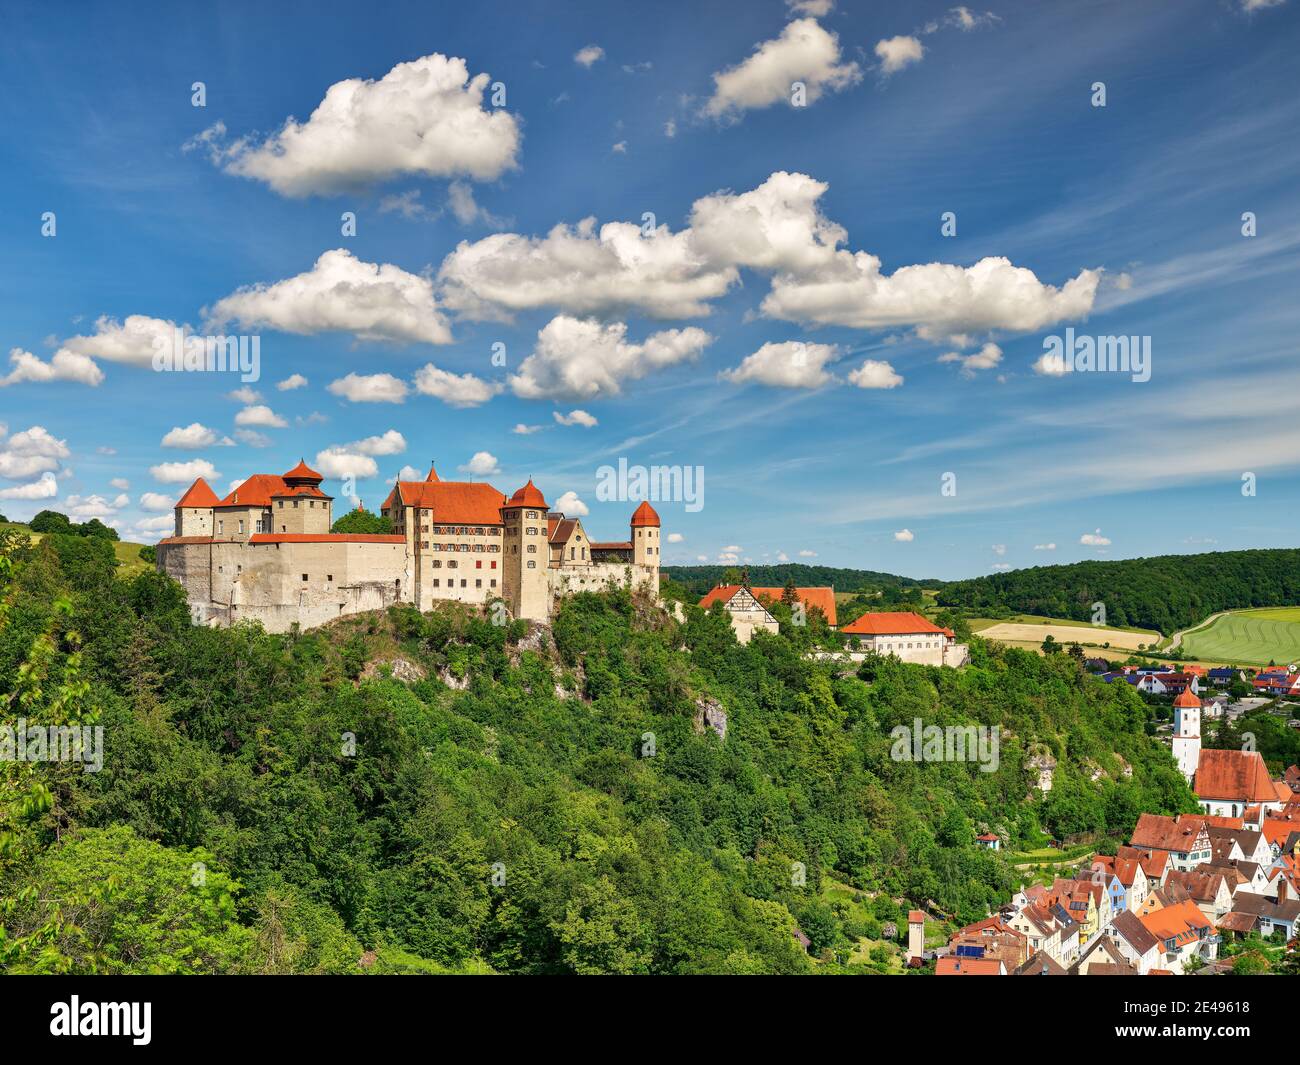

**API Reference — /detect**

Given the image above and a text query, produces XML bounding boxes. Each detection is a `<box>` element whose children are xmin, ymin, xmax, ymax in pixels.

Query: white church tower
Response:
<box><xmin>1171</xmin><ymin>688</ymin><xmax>1202</xmax><ymax>784</ymax></box>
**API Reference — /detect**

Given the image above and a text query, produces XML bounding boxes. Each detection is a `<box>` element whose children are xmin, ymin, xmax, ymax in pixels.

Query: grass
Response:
<box><xmin>967</xmin><ymin>613</ymin><xmax>1159</xmax><ymax>637</ymax></box>
<box><xmin>1178</xmin><ymin>608</ymin><xmax>1300</xmax><ymax>667</ymax></box>
<box><xmin>1</xmin><ymin>521</ymin><xmax>152</xmax><ymax>578</ymax></box>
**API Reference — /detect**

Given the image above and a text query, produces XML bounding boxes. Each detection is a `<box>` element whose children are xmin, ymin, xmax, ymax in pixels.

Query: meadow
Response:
<box><xmin>1177</xmin><ymin>608</ymin><xmax>1300</xmax><ymax>666</ymax></box>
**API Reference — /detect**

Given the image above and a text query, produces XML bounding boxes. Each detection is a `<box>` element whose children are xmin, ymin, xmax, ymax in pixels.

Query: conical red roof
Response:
<box><xmin>507</xmin><ymin>479</ymin><xmax>547</xmax><ymax>509</ymax></box>
<box><xmin>425</xmin><ymin>463</ymin><xmax>440</xmax><ymax>482</ymax></box>
<box><xmin>630</xmin><ymin>500</ymin><xmax>661</xmax><ymax>527</ymax></box>
<box><xmin>1174</xmin><ymin>689</ymin><xmax>1201</xmax><ymax>709</ymax></box>
<box><xmin>175</xmin><ymin>477</ymin><xmax>219</xmax><ymax>508</ymax></box>
<box><xmin>283</xmin><ymin>458</ymin><xmax>323</xmax><ymax>481</ymax></box>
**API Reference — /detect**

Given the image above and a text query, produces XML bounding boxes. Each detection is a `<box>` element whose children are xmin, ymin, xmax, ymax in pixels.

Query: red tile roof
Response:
<box><xmin>175</xmin><ymin>477</ymin><xmax>220</xmax><ymax>508</ymax></box>
<box><xmin>282</xmin><ymin>459</ymin><xmax>323</xmax><ymax>482</ymax></box>
<box><xmin>1194</xmin><ymin>749</ymin><xmax>1277</xmax><ymax>803</ymax></box>
<box><xmin>218</xmin><ymin>474</ymin><xmax>289</xmax><ymax>508</ymax></box>
<box><xmin>386</xmin><ymin>480</ymin><xmax>510</xmax><ymax>523</ymax></box>
<box><xmin>589</xmin><ymin>541</ymin><xmax>632</xmax><ymax>550</ymax></box>
<box><xmin>506</xmin><ymin>479</ymin><xmax>548</xmax><ymax>510</ymax></box>
<box><xmin>936</xmin><ymin>957</ymin><xmax>1002</xmax><ymax>975</ymax></box>
<box><xmin>1139</xmin><ymin>899</ymin><xmax>1212</xmax><ymax>944</ymax></box>
<box><xmin>698</xmin><ymin>585</ymin><xmax>838</xmax><ymax>626</ymax></box>
<box><xmin>1173</xmin><ymin>689</ymin><xmax>1201</xmax><ymax>708</ymax></box>
<box><xmin>840</xmin><ymin>610</ymin><xmax>950</xmax><ymax>637</ymax></box>
<box><xmin>630</xmin><ymin>500</ymin><xmax>660</xmax><ymax>527</ymax></box>
<box><xmin>1130</xmin><ymin>813</ymin><xmax>1208</xmax><ymax>853</ymax></box>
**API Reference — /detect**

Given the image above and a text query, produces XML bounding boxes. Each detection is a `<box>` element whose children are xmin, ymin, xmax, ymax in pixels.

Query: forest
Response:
<box><xmin>664</xmin><ymin>563</ymin><xmax>939</xmax><ymax>598</ymax></box>
<box><xmin>936</xmin><ymin>549</ymin><xmax>1300</xmax><ymax>634</ymax></box>
<box><xmin>0</xmin><ymin>528</ymin><xmax>1196</xmax><ymax>974</ymax></box>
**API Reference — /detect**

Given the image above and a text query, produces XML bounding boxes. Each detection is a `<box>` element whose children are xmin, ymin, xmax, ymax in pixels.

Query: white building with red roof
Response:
<box><xmin>156</xmin><ymin>462</ymin><xmax>662</xmax><ymax>631</ymax></box>
<box><xmin>837</xmin><ymin>611</ymin><xmax>970</xmax><ymax>667</ymax></box>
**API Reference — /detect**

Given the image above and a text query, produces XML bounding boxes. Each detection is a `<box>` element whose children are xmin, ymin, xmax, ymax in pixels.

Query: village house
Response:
<box><xmin>1093</xmin><ymin>854</ymin><xmax>1149</xmax><ymax>912</ymax></box>
<box><xmin>697</xmin><ymin>584</ymin><xmax>837</xmax><ymax>644</ymax></box>
<box><xmin>1194</xmin><ymin>747</ymin><xmax>1283</xmax><ymax>818</ymax></box>
<box><xmin>1098</xmin><ymin>909</ymin><xmax>1162</xmax><ymax>974</ymax></box>
<box><xmin>1129</xmin><ymin>813</ymin><xmax>1213</xmax><ymax>871</ymax></box>
<box><xmin>946</xmin><ymin>916</ymin><xmax>1028</xmax><ymax>971</ymax></box>
<box><xmin>156</xmin><ymin>463</ymin><xmax>663</xmax><ymax>632</ymax></box>
<box><xmin>1137</xmin><ymin>899</ymin><xmax>1218</xmax><ymax>974</ymax></box>
<box><xmin>1163</xmin><ymin>869</ymin><xmax>1234</xmax><ymax>925</ymax></box>
<box><xmin>836</xmin><ymin>611</ymin><xmax>970</xmax><ymax>667</ymax></box>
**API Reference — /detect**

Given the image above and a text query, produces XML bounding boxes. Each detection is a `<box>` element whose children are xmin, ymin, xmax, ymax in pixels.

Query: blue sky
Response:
<box><xmin>1</xmin><ymin>0</ymin><xmax>1298</xmax><ymax>580</ymax></box>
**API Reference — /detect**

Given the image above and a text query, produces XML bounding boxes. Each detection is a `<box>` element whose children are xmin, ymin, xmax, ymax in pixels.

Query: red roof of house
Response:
<box><xmin>630</xmin><ymin>500</ymin><xmax>661</xmax><ymax>527</ymax></box>
<box><xmin>218</xmin><ymin>474</ymin><xmax>289</xmax><ymax>508</ymax></box>
<box><xmin>383</xmin><ymin>480</ymin><xmax>510</xmax><ymax>523</ymax></box>
<box><xmin>936</xmin><ymin>957</ymin><xmax>1002</xmax><ymax>975</ymax></box>
<box><xmin>282</xmin><ymin>459</ymin><xmax>323</xmax><ymax>481</ymax></box>
<box><xmin>175</xmin><ymin>477</ymin><xmax>220</xmax><ymax>508</ymax></box>
<box><xmin>977</xmin><ymin>833</ymin><xmax>1000</xmax><ymax>842</ymax></box>
<box><xmin>589</xmin><ymin>541</ymin><xmax>632</xmax><ymax>550</ymax></box>
<box><xmin>506</xmin><ymin>479</ymin><xmax>548</xmax><ymax>510</ymax></box>
<box><xmin>840</xmin><ymin>610</ymin><xmax>950</xmax><ymax>637</ymax></box>
<box><xmin>424</xmin><ymin>463</ymin><xmax>440</xmax><ymax>482</ymax></box>
<box><xmin>1194</xmin><ymin>748</ymin><xmax>1277</xmax><ymax>803</ymax></box>
<box><xmin>908</xmin><ymin>910</ymin><xmax>926</xmax><ymax>924</ymax></box>
<box><xmin>698</xmin><ymin>585</ymin><xmax>839</xmax><ymax>627</ymax></box>
<box><xmin>1173</xmin><ymin>689</ymin><xmax>1201</xmax><ymax>708</ymax></box>
<box><xmin>1130</xmin><ymin>813</ymin><xmax>1208</xmax><ymax>852</ymax></box>
<box><xmin>1139</xmin><ymin>899</ymin><xmax>1211</xmax><ymax>944</ymax></box>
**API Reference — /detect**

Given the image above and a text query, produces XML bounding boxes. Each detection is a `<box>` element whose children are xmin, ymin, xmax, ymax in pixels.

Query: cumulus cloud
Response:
<box><xmin>459</xmin><ymin>451</ymin><xmax>500</xmax><ymax>476</ymax></box>
<box><xmin>1034</xmin><ymin>542</ymin><xmax>1057</xmax><ymax>551</ymax></box>
<box><xmin>151</xmin><ymin>459</ymin><xmax>220</xmax><ymax>484</ymax></box>
<box><xmin>227</xmin><ymin>385</ymin><xmax>263</xmax><ymax>404</ymax></box>
<box><xmin>893</xmin><ymin>528</ymin><xmax>914</xmax><ymax>542</ymax></box>
<box><xmin>110</xmin><ymin>478</ymin><xmax>130</xmax><ymax>491</ymax></box>
<box><xmin>446</xmin><ymin>181</ymin><xmax>507</xmax><ymax>228</ymax></box>
<box><xmin>46</xmin><ymin>315</ymin><xmax>180</xmax><ymax>377</ymax></box>
<box><xmin>61</xmin><ymin>493</ymin><xmax>123</xmax><ymax>521</ymax></box>
<box><xmin>277</xmin><ymin>373</ymin><xmax>308</xmax><ymax>390</ymax></box>
<box><xmin>704</xmin><ymin>19</ymin><xmax>861</xmax><ymax>119</ymax></box>
<box><xmin>992</xmin><ymin>543</ymin><xmax>1007</xmax><ymax>556</ymax></box>
<box><xmin>139</xmin><ymin>492</ymin><xmax>176</xmax><ymax>512</ymax></box>
<box><xmin>722</xmin><ymin>340</ymin><xmax>839</xmax><ymax>389</ymax></box>
<box><xmin>512</xmin><ymin>423</ymin><xmax>543</xmax><ymax>435</ymax></box>
<box><xmin>234</xmin><ymin>405</ymin><xmax>288</xmax><ymax>429</ymax></box>
<box><xmin>847</xmin><ymin>359</ymin><xmax>903</xmax><ymax>389</ymax></box>
<box><xmin>343</xmin><ymin>429</ymin><xmax>407</xmax><ymax>456</ymax></box>
<box><xmin>510</xmin><ymin>316</ymin><xmax>712</xmax><ymax>400</ymax></box>
<box><xmin>162</xmin><ymin>422</ymin><xmax>227</xmax><ymax>449</ymax></box>
<box><xmin>0</xmin><ymin>426</ymin><xmax>70</xmax><ymax>481</ymax></box>
<box><xmin>574</xmin><ymin>45</ymin><xmax>605</xmax><ymax>67</ymax></box>
<box><xmin>412</xmin><ymin>363</ymin><xmax>502</xmax><ymax>407</ymax></box>
<box><xmin>207</xmin><ymin>249</ymin><xmax>452</xmax><ymax>345</ymax></box>
<box><xmin>553</xmin><ymin>409</ymin><xmax>598</xmax><ymax>427</ymax></box>
<box><xmin>874</xmin><ymin>35</ymin><xmax>924</xmax><ymax>75</ymax></box>
<box><xmin>0</xmin><ymin>472</ymin><xmax>58</xmax><ymax>500</ymax></box>
<box><xmin>1080</xmin><ymin>528</ymin><xmax>1111</xmax><ymax>546</ymax></box>
<box><xmin>188</xmin><ymin>53</ymin><xmax>520</xmax><ymax>196</ymax></box>
<box><xmin>327</xmin><ymin>372</ymin><xmax>409</xmax><ymax>403</ymax></box>
<box><xmin>763</xmin><ymin>253</ymin><xmax>1100</xmax><ymax>338</ymax></box>
<box><xmin>313</xmin><ymin>448</ymin><xmax>379</xmax><ymax>480</ymax></box>
<box><xmin>554</xmin><ymin>490</ymin><xmax>589</xmax><ymax>516</ymax></box>
<box><xmin>1033</xmin><ymin>350</ymin><xmax>1071</xmax><ymax>376</ymax></box>
<box><xmin>787</xmin><ymin>0</ymin><xmax>834</xmax><ymax>14</ymax></box>
<box><xmin>939</xmin><ymin>341</ymin><xmax>1003</xmax><ymax>376</ymax></box>
<box><xmin>799</xmin><ymin>549</ymin><xmax>818</xmax><ymax>557</ymax></box>
<box><xmin>667</xmin><ymin>532</ymin><xmax>685</xmax><ymax>543</ymax></box>
<box><xmin>0</xmin><ymin>346</ymin><xmax>103</xmax><ymax>387</ymax></box>
<box><xmin>234</xmin><ymin>429</ymin><xmax>272</xmax><ymax>448</ymax></box>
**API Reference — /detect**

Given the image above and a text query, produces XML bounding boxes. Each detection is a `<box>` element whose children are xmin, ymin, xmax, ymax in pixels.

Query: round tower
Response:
<box><xmin>501</xmin><ymin>479</ymin><xmax>550</xmax><ymax>621</ymax></box>
<box><xmin>630</xmin><ymin>500</ymin><xmax>661</xmax><ymax>593</ymax></box>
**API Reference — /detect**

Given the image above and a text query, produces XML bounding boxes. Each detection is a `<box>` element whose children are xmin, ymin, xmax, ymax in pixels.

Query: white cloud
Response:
<box><xmin>234</xmin><ymin>405</ymin><xmax>288</xmax><ymax>429</ymax></box>
<box><xmin>1034</xmin><ymin>543</ymin><xmax>1057</xmax><ymax>551</ymax></box>
<box><xmin>574</xmin><ymin>45</ymin><xmax>605</xmax><ymax>68</ymax></box>
<box><xmin>1242</xmin><ymin>0</ymin><xmax>1285</xmax><ymax>10</ymax></box>
<box><xmin>874</xmin><ymin>35</ymin><xmax>925</xmax><ymax>75</ymax></box>
<box><xmin>110</xmin><ymin>478</ymin><xmax>130</xmax><ymax>491</ymax></box>
<box><xmin>61</xmin><ymin>493</ymin><xmax>124</xmax><ymax>521</ymax></box>
<box><xmin>511</xmin><ymin>316</ymin><xmax>711</xmax><ymax>400</ymax></box>
<box><xmin>395</xmin><ymin>464</ymin><xmax>421</xmax><ymax>482</ymax></box>
<box><xmin>0</xmin><ymin>346</ymin><xmax>103</xmax><ymax>387</ymax></box>
<box><xmin>992</xmin><ymin>543</ymin><xmax>1007</xmax><ymax>556</ymax></box>
<box><xmin>234</xmin><ymin>429</ymin><xmax>272</xmax><ymax>448</ymax></box>
<box><xmin>787</xmin><ymin>0</ymin><xmax>834</xmax><ymax>14</ymax></box>
<box><xmin>611</xmin><ymin>140</ymin><xmax>628</xmax><ymax>154</ymax></box>
<box><xmin>446</xmin><ymin>181</ymin><xmax>507</xmax><ymax>228</ymax></box>
<box><xmin>412</xmin><ymin>363</ymin><xmax>502</xmax><ymax>408</ymax></box>
<box><xmin>0</xmin><ymin>472</ymin><xmax>57</xmax><ymax>500</ymax></box>
<box><xmin>992</xmin><ymin>563</ymin><xmax>1011</xmax><ymax>571</ymax></box>
<box><xmin>663</xmin><ymin>120</ymin><xmax>677</xmax><ymax>138</ymax></box>
<box><xmin>512</xmin><ymin>423</ymin><xmax>543</xmax><ymax>435</ymax></box>
<box><xmin>151</xmin><ymin>459</ymin><xmax>220</xmax><ymax>484</ymax></box>
<box><xmin>96</xmin><ymin>446</ymin><xmax>116</xmax><ymax>455</ymax></box>
<box><xmin>343</xmin><ymin>429</ymin><xmax>406</xmax><ymax>456</ymax></box>
<box><xmin>227</xmin><ymin>478</ymin><xmax>245</xmax><ymax>493</ymax></box>
<box><xmin>277</xmin><ymin>373</ymin><xmax>308</xmax><ymax>391</ymax></box>
<box><xmin>207</xmin><ymin>249</ymin><xmax>451</xmax><ymax>345</ymax></box>
<box><xmin>1080</xmin><ymin>529</ymin><xmax>1111</xmax><ymax>546</ymax></box>
<box><xmin>704</xmin><ymin>19</ymin><xmax>861</xmax><ymax>119</ymax></box>
<box><xmin>227</xmin><ymin>385</ymin><xmax>263</xmax><ymax>404</ymax></box>
<box><xmin>162</xmin><ymin>422</ymin><xmax>225</xmax><ymax>449</ymax></box>
<box><xmin>139</xmin><ymin>492</ymin><xmax>175</xmax><ymax>512</ymax></box>
<box><xmin>313</xmin><ymin>449</ymin><xmax>379</xmax><ymax>480</ymax></box>
<box><xmin>553</xmin><ymin>409</ymin><xmax>598</xmax><ymax>427</ymax></box>
<box><xmin>55</xmin><ymin>314</ymin><xmax>178</xmax><ymax>370</ymax></box>
<box><xmin>130</xmin><ymin>514</ymin><xmax>177</xmax><ymax>539</ymax></box>
<box><xmin>763</xmin><ymin>254</ymin><xmax>1100</xmax><ymax>337</ymax></box>
<box><xmin>0</xmin><ymin>426</ymin><xmax>69</xmax><ymax>481</ymax></box>
<box><xmin>191</xmin><ymin>53</ymin><xmax>520</xmax><ymax>196</ymax></box>
<box><xmin>798</xmin><ymin>549</ymin><xmax>818</xmax><ymax>557</ymax></box>
<box><xmin>722</xmin><ymin>340</ymin><xmax>839</xmax><ymax>389</ymax></box>
<box><xmin>1033</xmin><ymin>350</ymin><xmax>1071</xmax><ymax>376</ymax></box>
<box><xmin>893</xmin><ymin>528</ymin><xmax>914</xmax><ymax>542</ymax></box>
<box><xmin>722</xmin><ymin>545</ymin><xmax>742</xmax><ymax>554</ymax></box>
<box><xmin>939</xmin><ymin>341</ymin><xmax>1003</xmax><ymax>376</ymax></box>
<box><xmin>847</xmin><ymin>359</ymin><xmax>904</xmax><ymax>389</ymax></box>
<box><xmin>459</xmin><ymin>451</ymin><xmax>500</xmax><ymax>476</ymax></box>
<box><xmin>327</xmin><ymin>372</ymin><xmax>409</xmax><ymax>403</ymax></box>
<box><xmin>555</xmin><ymin>490</ymin><xmax>588</xmax><ymax>516</ymax></box>
<box><xmin>667</xmin><ymin>532</ymin><xmax>685</xmax><ymax>543</ymax></box>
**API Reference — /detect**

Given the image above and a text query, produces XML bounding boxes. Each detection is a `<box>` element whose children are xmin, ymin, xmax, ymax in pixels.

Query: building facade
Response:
<box><xmin>156</xmin><ymin>462</ymin><xmax>662</xmax><ymax>632</ymax></box>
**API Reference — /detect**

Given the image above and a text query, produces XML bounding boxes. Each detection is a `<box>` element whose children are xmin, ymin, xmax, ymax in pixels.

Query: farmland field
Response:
<box><xmin>1177</xmin><ymin>608</ymin><xmax>1300</xmax><ymax>666</ymax></box>
<box><xmin>973</xmin><ymin>614</ymin><xmax>1159</xmax><ymax>653</ymax></box>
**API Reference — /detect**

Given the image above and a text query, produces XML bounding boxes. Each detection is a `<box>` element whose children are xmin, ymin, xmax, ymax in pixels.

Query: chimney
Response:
<box><xmin>1279</xmin><ymin>879</ymin><xmax>1289</xmax><ymax>904</ymax></box>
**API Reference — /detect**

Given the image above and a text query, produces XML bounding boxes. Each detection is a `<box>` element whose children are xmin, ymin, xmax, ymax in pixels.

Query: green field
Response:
<box><xmin>1178</xmin><ymin>608</ymin><xmax>1300</xmax><ymax>667</ymax></box>
<box><xmin>1</xmin><ymin>521</ymin><xmax>152</xmax><ymax>578</ymax></box>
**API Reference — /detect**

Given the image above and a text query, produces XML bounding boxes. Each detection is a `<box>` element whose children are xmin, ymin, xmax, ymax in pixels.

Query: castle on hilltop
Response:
<box><xmin>156</xmin><ymin>460</ymin><xmax>662</xmax><ymax>632</ymax></box>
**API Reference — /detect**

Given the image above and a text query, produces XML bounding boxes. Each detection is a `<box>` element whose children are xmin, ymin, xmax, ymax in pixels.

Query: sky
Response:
<box><xmin>1</xmin><ymin>0</ymin><xmax>1298</xmax><ymax>580</ymax></box>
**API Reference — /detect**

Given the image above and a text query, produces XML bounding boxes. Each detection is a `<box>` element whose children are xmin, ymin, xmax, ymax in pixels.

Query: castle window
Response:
<box><xmin>421</xmin><ymin>541</ymin><xmax>428</xmax><ymax>549</ymax></box>
<box><xmin>309</xmin><ymin>501</ymin><xmax>314</xmax><ymax>508</ymax></box>
<box><xmin>460</xmin><ymin>579</ymin><xmax>467</xmax><ymax>588</ymax></box>
<box><xmin>527</xmin><ymin>561</ymin><xmax>536</xmax><ymax>569</ymax></box>
<box><xmin>527</xmin><ymin>544</ymin><xmax>536</xmax><ymax>553</ymax></box>
<box><xmin>491</xmin><ymin>560</ymin><xmax>496</xmax><ymax>569</ymax></box>
<box><xmin>431</xmin><ymin>560</ymin><xmax>441</xmax><ymax>568</ymax></box>
<box><xmin>476</xmin><ymin>560</ymin><xmax>482</xmax><ymax>569</ymax></box>
<box><xmin>281</xmin><ymin>525</ymin><xmax>286</xmax><ymax>532</ymax></box>
<box><xmin>327</xmin><ymin>574</ymin><xmax>333</xmax><ymax>582</ymax></box>
<box><xmin>293</xmin><ymin>500</ymin><xmax>299</xmax><ymax>508</ymax></box>
<box><xmin>569</xmin><ymin>548</ymin><xmax>574</xmax><ymax>559</ymax></box>
<box><xmin>448</xmin><ymin>560</ymin><xmax>457</xmax><ymax>569</ymax></box>
<box><xmin>239</xmin><ymin>519</ymin><xmax>245</xmax><ymax>534</ymax></box>
<box><xmin>432</xmin><ymin>579</ymin><xmax>439</xmax><ymax>587</ymax></box>
<box><xmin>302</xmin><ymin>574</ymin><xmax>308</xmax><ymax>581</ymax></box>
<box><xmin>490</xmin><ymin>579</ymin><xmax>497</xmax><ymax>588</ymax></box>
<box><xmin>475</xmin><ymin>579</ymin><xmax>482</xmax><ymax>588</ymax></box>
<box><xmin>278</xmin><ymin>501</ymin><xmax>284</xmax><ymax>508</ymax></box>
<box><xmin>527</xmin><ymin>527</ymin><xmax>538</xmax><ymax>536</ymax></box>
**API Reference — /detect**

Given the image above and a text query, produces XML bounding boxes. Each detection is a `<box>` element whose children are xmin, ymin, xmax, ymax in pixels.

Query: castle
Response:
<box><xmin>155</xmin><ymin>460</ymin><xmax>662</xmax><ymax>632</ymax></box>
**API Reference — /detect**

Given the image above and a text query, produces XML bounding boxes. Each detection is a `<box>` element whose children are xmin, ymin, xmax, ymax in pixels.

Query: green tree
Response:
<box><xmin>331</xmin><ymin>508</ymin><xmax>393</xmax><ymax>535</ymax></box>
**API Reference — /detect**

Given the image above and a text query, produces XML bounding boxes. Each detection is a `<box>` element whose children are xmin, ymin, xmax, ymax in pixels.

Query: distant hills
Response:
<box><xmin>663</xmin><ymin>563</ymin><xmax>940</xmax><ymax>597</ymax></box>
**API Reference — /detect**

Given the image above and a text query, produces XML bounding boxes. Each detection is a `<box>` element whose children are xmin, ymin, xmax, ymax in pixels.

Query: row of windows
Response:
<box><xmin>431</xmin><ymin>578</ymin><xmax>496</xmax><ymax>589</ymax></box>
<box><xmin>427</xmin><ymin>559</ymin><xmax>498</xmax><ymax>569</ymax></box>
<box><xmin>277</xmin><ymin>499</ymin><xmax>325</xmax><ymax>509</ymax></box>
<box><xmin>421</xmin><ymin>543</ymin><xmax>501</xmax><ymax>553</ymax></box>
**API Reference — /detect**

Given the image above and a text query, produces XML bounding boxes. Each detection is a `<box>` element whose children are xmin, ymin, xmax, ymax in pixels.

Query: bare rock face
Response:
<box><xmin>362</xmin><ymin>657</ymin><xmax>427</xmax><ymax>684</ymax></box>
<box><xmin>693</xmin><ymin>696</ymin><xmax>727</xmax><ymax>741</ymax></box>
<box><xmin>437</xmin><ymin>666</ymin><xmax>470</xmax><ymax>691</ymax></box>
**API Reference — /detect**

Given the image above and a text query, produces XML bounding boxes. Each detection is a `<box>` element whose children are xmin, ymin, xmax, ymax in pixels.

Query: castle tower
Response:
<box><xmin>501</xmin><ymin>479</ymin><xmax>550</xmax><ymax>621</ymax></box>
<box><xmin>174</xmin><ymin>477</ymin><xmax>219</xmax><ymax>537</ymax></box>
<box><xmin>906</xmin><ymin>910</ymin><xmax>926</xmax><ymax>967</ymax></box>
<box><xmin>630</xmin><ymin>500</ymin><xmax>661</xmax><ymax>590</ymax></box>
<box><xmin>275</xmin><ymin>459</ymin><xmax>332</xmax><ymax>534</ymax></box>
<box><xmin>1172</xmin><ymin>688</ymin><xmax>1202</xmax><ymax>783</ymax></box>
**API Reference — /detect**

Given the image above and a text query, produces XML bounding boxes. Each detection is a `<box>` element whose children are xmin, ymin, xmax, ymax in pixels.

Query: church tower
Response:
<box><xmin>501</xmin><ymin>479</ymin><xmax>550</xmax><ymax>622</ymax></box>
<box><xmin>1172</xmin><ymin>688</ymin><xmax>1202</xmax><ymax>783</ymax></box>
<box><xmin>630</xmin><ymin>500</ymin><xmax>661</xmax><ymax>590</ymax></box>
